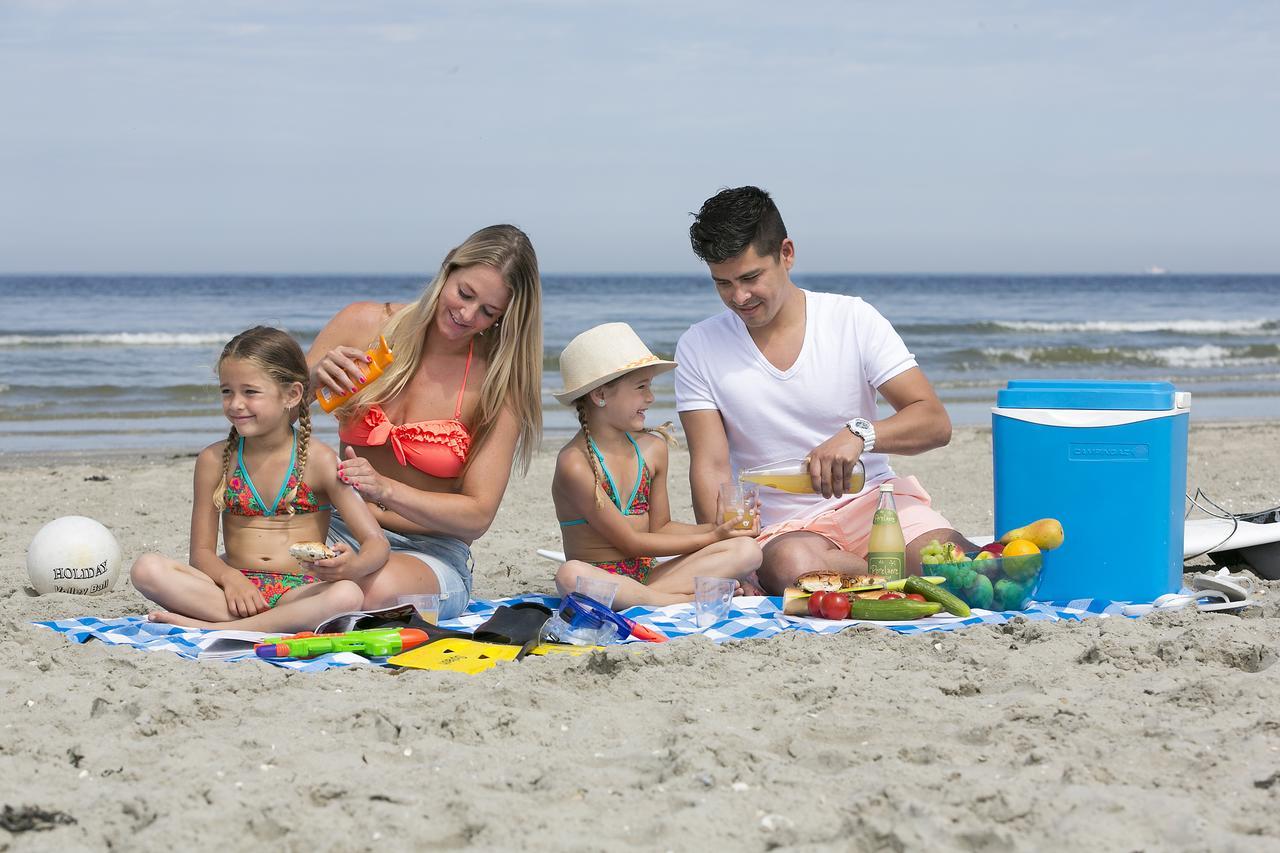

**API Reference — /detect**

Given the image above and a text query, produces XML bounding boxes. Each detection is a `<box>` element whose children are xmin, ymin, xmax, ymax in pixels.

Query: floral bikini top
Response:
<box><xmin>338</xmin><ymin>340</ymin><xmax>474</xmax><ymax>479</ymax></box>
<box><xmin>559</xmin><ymin>432</ymin><xmax>652</xmax><ymax>527</ymax></box>
<box><xmin>223</xmin><ymin>431</ymin><xmax>331</xmax><ymax>517</ymax></box>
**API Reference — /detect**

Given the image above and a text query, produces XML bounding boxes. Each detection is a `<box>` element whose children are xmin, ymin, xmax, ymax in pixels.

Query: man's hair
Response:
<box><xmin>689</xmin><ymin>186</ymin><xmax>788</xmax><ymax>264</ymax></box>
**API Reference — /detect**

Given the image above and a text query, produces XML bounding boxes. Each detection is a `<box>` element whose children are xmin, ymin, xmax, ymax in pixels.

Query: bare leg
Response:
<box><xmin>557</xmin><ymin>539</ymin><xmax>763</xmax><ymax>610</ymax></box>
<box><xmin>645</xmin><ymin>538</ymin><xmax>762</xmax><ymax>595</ymax></box>
<box><xmin>349</xmin><ymin>552</ymin><xmax>443</xmax><ymax>610</ymax></box>
<box><xmin>907</xmin><ymin>528</ymin><xmax>977</xmax><ymax>575</ymax></box>
<box><xmin>757</xmin><ymin>532</ymin><xmax>868</xmax><ymax>594</ymax></box>
<box><xmin>556</xmin><ymin>560</ymin><xmax>690</xmax><ymax>610</ymax></box>
<box><xmin>130</xmin><ymin>552</ymin><xmax>237</xmax><ymax>622</ymax></box>
<box><xmin>150</xmin><ymin>580</ymin><xmax>365</xmax><ymax>633</ymax></box>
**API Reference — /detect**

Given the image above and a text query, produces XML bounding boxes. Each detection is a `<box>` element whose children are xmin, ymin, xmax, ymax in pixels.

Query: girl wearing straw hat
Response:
<box><xmin>551</xmin><ymin>323</ymin><xmax>762</xmax><ymax>609</ymax></box>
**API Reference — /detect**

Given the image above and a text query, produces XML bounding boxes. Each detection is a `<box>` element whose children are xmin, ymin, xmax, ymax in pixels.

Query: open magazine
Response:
<box><xmin>194</xmin><ymin>603</ymin><xmax>422</xmax><ymax>660</ymax></box>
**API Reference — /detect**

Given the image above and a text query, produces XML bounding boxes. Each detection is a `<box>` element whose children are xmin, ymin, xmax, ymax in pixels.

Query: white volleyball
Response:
<box><xmin>26</xmin><ymin>516</ymin><xmax>122</xmax><ymax>595</ymax></box>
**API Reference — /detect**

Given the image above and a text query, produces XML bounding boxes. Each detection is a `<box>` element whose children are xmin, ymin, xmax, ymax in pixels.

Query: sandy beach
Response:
<box><xmin>3</xmin><ymin>421</ymin><xmax>1279</xmax><ymax>851</ymax></box>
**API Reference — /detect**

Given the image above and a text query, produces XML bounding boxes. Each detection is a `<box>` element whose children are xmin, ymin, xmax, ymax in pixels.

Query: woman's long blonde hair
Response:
<box><xmin>339</xmin><ymin>224</ymin><xmax>543</xmax><ymax>473</ymax></box>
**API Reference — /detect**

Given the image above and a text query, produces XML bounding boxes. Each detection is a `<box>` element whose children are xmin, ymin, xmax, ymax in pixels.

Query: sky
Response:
<box><xmin>1</xmin><ymin>0</ymin><xmax>1277</xmax><ymax>274</ymax></box>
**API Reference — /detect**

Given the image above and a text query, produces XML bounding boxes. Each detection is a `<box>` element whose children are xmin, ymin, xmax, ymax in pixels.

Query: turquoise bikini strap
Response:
<box><xmin>587</xmin><ymin>437</ymin><xmax>624</xmax><ymax>513</ymax></box>
<box><xmin>622</xmin><ymin>432</ymin><xmax>644</xmax><ymax>514</ymax></box>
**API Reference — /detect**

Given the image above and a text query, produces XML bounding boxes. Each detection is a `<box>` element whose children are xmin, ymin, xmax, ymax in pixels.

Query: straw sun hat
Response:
<box><xmin>553</xmin><ymin>322</ymin><xmax>677</xmax><ymax>405</ymax></box>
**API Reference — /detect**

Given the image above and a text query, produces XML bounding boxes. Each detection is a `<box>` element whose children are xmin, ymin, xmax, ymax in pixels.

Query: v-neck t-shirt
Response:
<box><xmin>674</xmin><ymin>290</ymin><xmax>917</xmax><ymax>526</ymax></box>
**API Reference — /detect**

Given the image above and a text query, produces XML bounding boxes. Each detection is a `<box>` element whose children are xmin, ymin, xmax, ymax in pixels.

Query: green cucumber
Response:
<box><xmin>848</xmin><ymin>599</ymin><xmax>942</xmax><ymax>621</ymax></box>
<box><xmin>885</xmin><ymin>575</ymin><xmax>944</xmax><ymax>591</ymax></box>
<box><xmin>904</xmin><ymin>576</ymin><xmax>971</xmax><ymax>617</ymax></box>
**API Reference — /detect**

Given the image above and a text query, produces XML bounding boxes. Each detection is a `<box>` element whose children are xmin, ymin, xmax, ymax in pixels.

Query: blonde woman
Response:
<box><xmin>308</xmin><ymin>224</ymin><xmax>542</xmax><ymax>619</ymax></box>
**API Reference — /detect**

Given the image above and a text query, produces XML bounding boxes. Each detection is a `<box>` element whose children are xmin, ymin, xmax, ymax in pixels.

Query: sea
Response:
<box><xmin>2</xmin><ymin>274</ymin><xmax>1278</xmax><ymax>454</ymax></box>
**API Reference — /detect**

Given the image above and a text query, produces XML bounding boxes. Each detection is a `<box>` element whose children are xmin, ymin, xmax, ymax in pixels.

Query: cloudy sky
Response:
<box><xmin>2</xmin><ymin>1</ymin><xmax>1276</xmax><ymax>273</ymax></box>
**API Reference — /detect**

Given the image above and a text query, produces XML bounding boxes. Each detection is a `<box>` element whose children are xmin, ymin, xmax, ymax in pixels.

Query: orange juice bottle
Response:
<box><xmin>867</xmin><ymin>483</ymin><xmax>905</xmax><ymax>581</ymax></box>
<box><xmin>317</xmin><ymin>336</ymin><xmax>394</xmax><ymax>413</ymax></box>
<box><xmin>740</xmin><ymin>459</ymin><xmax>865</xmax><ymax>495</ymax></box>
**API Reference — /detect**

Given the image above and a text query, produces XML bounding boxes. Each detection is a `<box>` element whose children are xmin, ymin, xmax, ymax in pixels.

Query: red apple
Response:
<box><xmin>980</xmin><ymin>542</ymin><xmax>1005</xmax><ymax>557</ymax></box>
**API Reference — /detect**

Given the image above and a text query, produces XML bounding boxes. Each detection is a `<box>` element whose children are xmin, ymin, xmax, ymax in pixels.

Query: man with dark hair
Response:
<box><xmin>676</xmin><ymin>185</ymin><xmax>971</xmax><ymax>593</ymax></box>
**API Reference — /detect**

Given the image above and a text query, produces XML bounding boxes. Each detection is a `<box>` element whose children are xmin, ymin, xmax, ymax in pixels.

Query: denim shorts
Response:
<box><xmin>327</xmin><ymin>512</ymin><xmax>475</xmax><ymax>621</ymax></box>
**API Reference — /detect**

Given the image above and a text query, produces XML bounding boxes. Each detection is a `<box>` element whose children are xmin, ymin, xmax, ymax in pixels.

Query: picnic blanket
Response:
<box><xmin>34</xmin><ymin>594</ymin><xmax>1132</xmax><ymax>672</ymax></box>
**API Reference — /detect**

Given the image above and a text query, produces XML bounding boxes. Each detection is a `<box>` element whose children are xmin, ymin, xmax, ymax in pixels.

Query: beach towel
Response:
<box><xmin>34</xmin><ymin>594</ymin><xmax>1135</xmax><ymax>672</ymax></box>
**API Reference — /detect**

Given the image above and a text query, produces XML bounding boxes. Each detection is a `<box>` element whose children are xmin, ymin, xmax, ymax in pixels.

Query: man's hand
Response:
<box><xmin>808</xmin><ymin>430</ymin><xmax>865</xmax><ymax>499</ymax></box>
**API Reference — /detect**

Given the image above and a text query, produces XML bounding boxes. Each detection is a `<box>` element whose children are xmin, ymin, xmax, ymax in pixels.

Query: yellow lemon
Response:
<box><xmin>1002</xmin><ymin>538</ymin><xmax>1040</xmax><ymax>557</ymax></box>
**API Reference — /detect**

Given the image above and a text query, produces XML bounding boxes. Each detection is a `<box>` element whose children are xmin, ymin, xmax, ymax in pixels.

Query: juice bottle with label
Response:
<box><xmin>867</xmin><ymin>483</ymin><xmax>905</xmax><ymax>581</ymax></box>
<box><xmin>317</xmin><ymin>336</ymin><xmax>395</xmax><ymax>413</ymax></box>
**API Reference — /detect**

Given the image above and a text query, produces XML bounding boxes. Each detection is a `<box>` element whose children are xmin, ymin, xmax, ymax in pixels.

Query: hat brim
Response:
<box><xmin>552</xmin><ymin>357</ymin><xmax>677</xmax><ymax>406</ymax></box>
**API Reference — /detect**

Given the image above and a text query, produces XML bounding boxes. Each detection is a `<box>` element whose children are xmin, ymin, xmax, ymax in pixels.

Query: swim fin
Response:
<box><xmin>388</xmin><ymin>638</ymin><xmax>522</xmax><ymax>674</ymax></box>
<box><xmin>388</xmin><ymin>637</ymin><xmax>613</xmax><ymax>673</ymax></box>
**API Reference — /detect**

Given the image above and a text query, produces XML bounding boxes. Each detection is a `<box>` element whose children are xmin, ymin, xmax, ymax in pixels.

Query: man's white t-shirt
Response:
<box><xmin>674</xmin><ymin>290</ymin><xmax>917</xmax><ymax>527</ymax></box>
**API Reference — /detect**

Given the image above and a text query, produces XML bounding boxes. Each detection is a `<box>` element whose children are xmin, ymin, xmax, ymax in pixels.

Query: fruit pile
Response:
<box><xmin>920</xmin><ymin>517</ymin><xmax>1064</xmax><ymax>612</ymax></box>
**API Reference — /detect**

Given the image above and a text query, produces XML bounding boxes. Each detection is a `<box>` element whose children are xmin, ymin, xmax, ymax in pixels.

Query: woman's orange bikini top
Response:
<box><xmin>338</xmin><ymin>340</ymin><xmax>474</xmax><ymax>479</ymax></box>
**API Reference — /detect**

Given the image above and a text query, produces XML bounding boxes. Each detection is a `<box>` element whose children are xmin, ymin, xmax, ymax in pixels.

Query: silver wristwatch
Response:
<box><xmin>845</xmin><ymin>417</ymin><xmax>876</xmax><ymax>453</ymax></box>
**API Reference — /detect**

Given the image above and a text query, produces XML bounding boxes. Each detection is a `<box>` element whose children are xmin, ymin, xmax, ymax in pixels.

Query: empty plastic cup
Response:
<box><xmin>396</xmin><ymin>594</ymin><xmax>440</xmax><ymax>624</ymax></box>
<box><xmin>693</xmin><ymin>576</ymin><xmax>737</xmax><ymax>628</ymax></box>
<box><xmin>575</xmin><ymin>576</ymin><xmax>619</xmax><ymax>609</ymax></box>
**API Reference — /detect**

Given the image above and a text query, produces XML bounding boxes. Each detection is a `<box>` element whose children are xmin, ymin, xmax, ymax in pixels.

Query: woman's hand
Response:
<box><xmin>312</xmin><ymin>345</ymin><xmax>373</xmax><ymax>399</ymax></box>
<box><xmin>301</xmin><ymin>541</ymin><xmax>368</xmax><ymax>582</ymax></box>
<box><xmin>220</xmin><ymin>572</ymin><xmax>266</xmax><ymax>617</ymax></box>
<box><xmin>338</xmin><ymin>446</ymin><xmax>392</xmax><ymax>507</ymax></box>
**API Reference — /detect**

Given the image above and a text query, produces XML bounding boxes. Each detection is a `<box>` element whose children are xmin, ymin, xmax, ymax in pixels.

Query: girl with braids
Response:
<box><xmin>551</xmin><ymin>323</ymin><xmax>762</xmax><ymax>609</ymax></box>
<box><xmin>130</xmin><ymin>327</ymin><xmax>389</xmax><ymax>631</ymax></box>
<box><xmin>307</xmin><ymin>225</ymin><xmax>543</xmax><ymax>620</ymax></box>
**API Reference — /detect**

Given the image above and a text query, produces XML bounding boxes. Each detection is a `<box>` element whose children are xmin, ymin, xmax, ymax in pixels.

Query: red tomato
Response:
<box><xmin>879</xmin><ymin>591</ymin><xmax>906</xmax><ymax>600</ymax></box>
<box><xmin>905</xmin><ymin>593</ymin><xmax>927</xmax><ymax>602</ymax></box>
<box><xmin>807</xmin><ymin>591</ymin><xmax>830</xmax><ymax>618</ymax></box>
<box><xmin>818</xmin><ymin>592</ymin><xmax>850</xmax><ymax>620</ymax></box>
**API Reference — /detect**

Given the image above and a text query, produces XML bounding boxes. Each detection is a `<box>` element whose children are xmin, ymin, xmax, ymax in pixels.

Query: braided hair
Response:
<box><xmin>212</xmin><ymin>326</ymin><xmax>313</xmax><ymax>513</ymax></box>
<box><xmin>574</xmin><ymin>398</ymin><xmax>607</xmax><ymax>509</ymax></box>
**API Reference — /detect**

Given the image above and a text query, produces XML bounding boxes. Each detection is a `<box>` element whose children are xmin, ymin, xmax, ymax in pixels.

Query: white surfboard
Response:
<box><xmin>1184</xmin><ymin>517</ymin><xmax>1280</xmax><ymax>557</ymax></box>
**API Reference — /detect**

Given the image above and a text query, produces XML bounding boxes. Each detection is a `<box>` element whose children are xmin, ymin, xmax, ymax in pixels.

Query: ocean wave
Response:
<box><xmin>988</xmin><ymin>319</ymin><xmax>1278</xmax><ymax>335</ymax></box>
<box><xmin>970</xmin><ymin>343</ymin><xmax>1280</xmax><ymax>368</ymax></box>
<box><xmin>0</xmin><ymin>332</ymin><xmax>236</xmax><ymax>347</ymax></box>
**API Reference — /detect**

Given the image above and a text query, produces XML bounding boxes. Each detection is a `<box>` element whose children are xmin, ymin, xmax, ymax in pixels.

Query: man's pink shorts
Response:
<box><xmin>757</xmin><ymin>475</ymin><xmax>953</xmax><ymax>556</ymax></box>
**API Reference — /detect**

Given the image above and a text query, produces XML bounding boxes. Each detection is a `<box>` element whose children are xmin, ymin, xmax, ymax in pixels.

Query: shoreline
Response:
<box><xmin>3</xmin><ymin>417</ymin><xmax>1280</xmax><ymax>470</ymax></box>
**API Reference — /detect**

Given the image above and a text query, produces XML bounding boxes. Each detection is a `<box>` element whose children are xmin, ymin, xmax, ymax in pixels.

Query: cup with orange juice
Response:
<box><xmin>740</xmin><ymin>458</ymin><xmax>865</xmax><ymax>495</ymax></box>
<box><xmin>719</xmin><ymin>482</ymin><xmax>759</xmax><ymax>530</ymax></box>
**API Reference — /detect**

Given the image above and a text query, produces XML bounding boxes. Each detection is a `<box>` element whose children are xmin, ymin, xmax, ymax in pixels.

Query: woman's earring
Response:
<box><xmin>596</xmin><ymin>399</ymin><xmax>606</xmax><ymax>408</ymax></box>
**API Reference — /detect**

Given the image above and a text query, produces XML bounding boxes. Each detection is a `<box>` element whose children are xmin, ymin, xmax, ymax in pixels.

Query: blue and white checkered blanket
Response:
<box><xmin>34</xmin><ymin>594</ymin><xmax>1131</xmax><ymax>672</ymax></box>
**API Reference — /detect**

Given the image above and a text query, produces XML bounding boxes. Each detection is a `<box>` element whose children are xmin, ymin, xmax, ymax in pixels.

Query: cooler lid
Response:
<box><xmin>996</xmin><ymin>380</ymin><xmax>1181</xmax><ymax>411</ymax></box>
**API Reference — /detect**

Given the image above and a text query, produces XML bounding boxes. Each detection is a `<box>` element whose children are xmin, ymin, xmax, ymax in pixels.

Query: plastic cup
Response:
<box><xmin>575</xmin><ymin>576</ymin><xmax>619</xmax><ymax>609</ymax></box>
<box><xmin>693</xmin><ymin>576</ymin><xmax>737</xmax><ymax>628</ymax></box>
<box><xmin>719</xmin><ymin>482</ymin><xmax>756</xmax><ymax>530</ymax></box>
<box><xmin>396</xmin><ymin>593</ymin><xmax>440</xmax><ymax>625</ymax></box>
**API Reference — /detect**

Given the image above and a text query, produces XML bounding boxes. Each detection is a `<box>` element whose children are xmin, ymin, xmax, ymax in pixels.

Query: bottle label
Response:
<box><xmin>867</xmin><ymin>552</ymin><xmax>905</xmax><ymax>581</ymax></box>
<box><xmin>872</xmin><ymin>509</ymin><xmax>898</xmax><ymax>526</ymax></box>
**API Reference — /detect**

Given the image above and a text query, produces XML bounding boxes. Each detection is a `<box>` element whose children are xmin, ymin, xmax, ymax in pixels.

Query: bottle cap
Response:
<box><xmin>879</xmin><ymin>483</ymin><xmax>894</xmax><ymax>492</ymax></box>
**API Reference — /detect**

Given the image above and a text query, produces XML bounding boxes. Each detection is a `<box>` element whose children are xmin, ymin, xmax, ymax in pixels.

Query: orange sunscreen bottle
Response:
<box><xmin>317</xmin><ymin>336</ymin><xmax>394</xmax><ymax>413</ymax></box>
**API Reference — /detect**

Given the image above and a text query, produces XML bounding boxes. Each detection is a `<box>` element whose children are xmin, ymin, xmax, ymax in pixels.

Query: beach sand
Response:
<box><xmin>3</xmin><ymin>423</ymin><xmax>1279</xmax><ymax>851</ymax></box>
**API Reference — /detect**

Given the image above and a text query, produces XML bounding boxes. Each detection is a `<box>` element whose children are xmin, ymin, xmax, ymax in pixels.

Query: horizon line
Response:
<box><xmin>2</xmin><ymin>270</ymin><xmax>1279</xmax><ymax>278</ymax></box>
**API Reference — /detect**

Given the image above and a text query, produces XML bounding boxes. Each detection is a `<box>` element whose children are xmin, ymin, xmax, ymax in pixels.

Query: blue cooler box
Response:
<box><xmin>992</xmin><ymin>380</ymin><xmax>1190</xmax><ymax>603</ymax></box>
